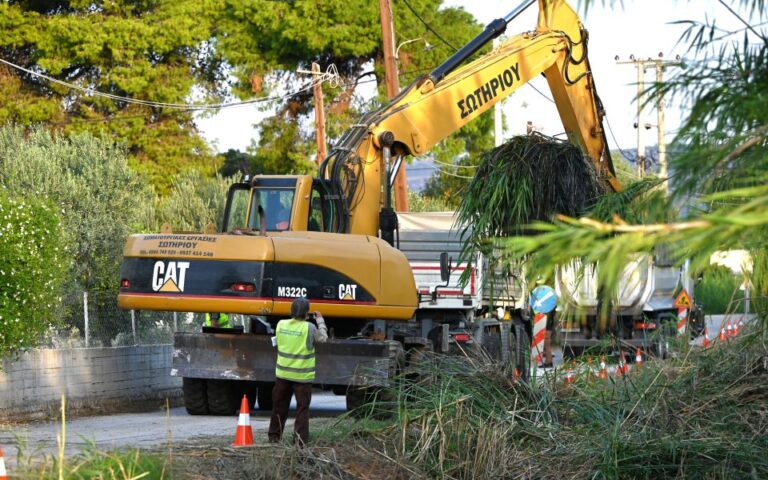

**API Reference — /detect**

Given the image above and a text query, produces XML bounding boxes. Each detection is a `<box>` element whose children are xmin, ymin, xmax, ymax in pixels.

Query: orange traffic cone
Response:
<box><xmin>702</xmin><ymin>326</ymin><xmax>710</xmax><ymax>348</ymax></box>
<box><xmin>513</xmin><ymin>368</ymin><xmax>521</xmax><ymax>382</ymax></box>
<box><xmin>232</xmin><ymin>395</ymin><xmax>254</xmax><ymax>447</ymax></box>
<box><xmin>620</xmin><ymin>350</ymin><xmax>630</xmax><ymax>375</ymax></box>
<box><xmin>737</xmin><ymin>317</ymin><xmax>745</xmax><ymax>335</ymax></box>
<box><xmin>634</xmin><ymin>347</ymin><xmax>644</xmax><ymax>367</ymax></box>
<box><xmin>598</xmin><ymin>355</ymin><xmax>608</xmax><ymax>380</ymax></box>
<box><xmin>0</xmin><ymin>447</ymin><xmax>7</xmax><ymax>480</ymax></box>
<box><xmin>718</xmin><ymin>325</ymin><xmax>727</xmax><ymax>342</ymax></box>
<box><xmin>586</xmin><ymin>356</ymin><xmax>595</xmax><ymax>381</ymax></box>
<box><xmin>725</xmin><ymin>319</ymin><xmax>734</xmax><ymax>338</ymax></box>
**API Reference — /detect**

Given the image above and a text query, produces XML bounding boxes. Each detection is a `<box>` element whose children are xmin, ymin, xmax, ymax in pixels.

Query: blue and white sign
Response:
<box><xmin>529</xmin><ymin>285</ymin><xmax>557</xmax><ymax>314</ymax></box>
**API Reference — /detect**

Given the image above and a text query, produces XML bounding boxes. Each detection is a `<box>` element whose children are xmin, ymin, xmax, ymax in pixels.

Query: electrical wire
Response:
<box><xmin>399</xmin><ymin>0</ymin><xmax>458</xmax><ymax>51</ymax></box>
<box><xmin>0</xmin><ymin>57</ymin><xmax>346</xmax><ymax>111</ymax></box>
<box><xmin>604</xmin><ymin>115</ymin><xmax>637</xmax><ymax>164</ymax></box>
<box><xmin>432</xmin><ymin>158</ymin><xmax>478</xmax><ymax>169</ymax></box>
<box><xmin>527</xmin><ymin>83</ymin><xmax>555</xmax><ymax>103</ymax></box>
<box><xmin>42</xmin><ymin>77</ymin><xmax>380</xmax><ymax>125</ymax></box>
<box><xmin>433</xmin><ymin>167</ymin><xmax>473</xmax><ymax>179</ymax></box>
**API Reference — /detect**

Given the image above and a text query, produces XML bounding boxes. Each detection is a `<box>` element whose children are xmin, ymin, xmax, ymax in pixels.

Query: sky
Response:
<box><xmin>196</xmin><ymin>0</ymin><xmax>738</xmax><ymax>154</ymax></box>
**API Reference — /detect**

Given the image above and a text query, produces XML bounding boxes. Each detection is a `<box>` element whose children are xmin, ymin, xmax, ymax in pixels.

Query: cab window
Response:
<box><xmin>223</xmin><ymin>185</ymin><xmax>249</xmax><ymax>232</ymax></box>
<box><xmin>308</xmin><ymin>188</ymin><xmax>324</xmax><ymax>232</ymax></box>
<box><xmin>248</xmin><ymin>188</ymin><xmax>295</xmax><ymax>232</ymax></box>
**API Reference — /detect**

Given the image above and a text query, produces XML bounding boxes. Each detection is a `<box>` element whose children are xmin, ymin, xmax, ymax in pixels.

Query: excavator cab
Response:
<box><xmin>222</xmin><ymin>175</ymin><xmax>336</xmax><ymax>234</ymax></box>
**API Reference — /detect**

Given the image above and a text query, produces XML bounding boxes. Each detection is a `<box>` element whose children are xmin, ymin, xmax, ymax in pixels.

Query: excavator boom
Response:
<box><xmin>325</xmin><ymin>0</ymin><xmax>620</xmax><ymax>237</ymax></box>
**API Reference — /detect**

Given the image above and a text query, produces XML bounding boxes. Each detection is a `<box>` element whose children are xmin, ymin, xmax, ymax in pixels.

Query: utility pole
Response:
<box><xmin>617</xmin><ymin>54</ymin><xmax>682</xmax><ymax>190</ymax></box>
<box><xmin>380</xmin><ymin>0</ymin><xmax>409</xmax><ymax>212</ymax></box>
<box><xmin>296</xmin><ymin>63</ymin><xmax>329</xmax><ymax>165</ymax></box>
<box><xmin>311</xmin><ymin>63</ymin><xmax>327</xmax><ymax>164</ymax></box>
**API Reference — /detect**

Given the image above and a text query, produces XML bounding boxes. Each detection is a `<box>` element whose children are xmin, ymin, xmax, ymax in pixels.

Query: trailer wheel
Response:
<box><xmin>182</xmin><ymin>378</ymin><xmax>209</xmax><ymax>415</ymax></box>
<box><xmin>257</xmin><ymin>382</ymin><xmax>274</xmax><ymax>411</ymax></box>
<box><xmin>346</xmin><ymin>387</ymin><xmax>367</xmax><ymax>414</ymax></box>
<box><xmin>482</xmin><ymin>332</ymin><xmax>503</xmax><ymax>361</ymax></box>
<box><xmin>206</xmin><ymin>379</ymin><xmax>239</xmax><ymax>415</ymax></box>
<box><xmin>511</xmin><ymin>321</ymin><xmax>531</xmax><ymax>381</ymax></box>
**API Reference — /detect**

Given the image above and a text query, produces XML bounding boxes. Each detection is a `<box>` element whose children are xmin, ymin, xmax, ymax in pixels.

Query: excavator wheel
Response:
<box><xmin>256</xmin><ymin>382</ymin><xmax>274</xmax><ymax>411</ymax></box>
<box><xmin>182</xmin><ymin>377</ymin><xmax>209</xmax><ymax>415</ymax></box>
<box><xmin>206</xmin><ymin>379</ymin><xmax>240</xmax><ymax>415</ymax></box>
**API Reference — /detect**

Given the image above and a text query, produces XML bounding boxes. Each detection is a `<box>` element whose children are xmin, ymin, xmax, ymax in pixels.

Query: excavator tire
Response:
<box><xmin>257</xmin><ymin>382</ymin><xmax>274</xmax><ymax>411</ymax></box>
<box><xmin>206</xmin><ymin>379</ymin><xmax>240</xmax><ymax>415</ymax></box>
<box><xmin>234</xmin><ymin>380</ymin><xmax>258</xmax><ymax>410</ymax></box>
<box><xmin>182</xmin><ymin>377</ymin><xmax>209</xmax><ymax>415</ymax></box>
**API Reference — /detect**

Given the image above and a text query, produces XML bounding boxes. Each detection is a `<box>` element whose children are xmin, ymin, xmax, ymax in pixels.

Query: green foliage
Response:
<box><xmin>247</xmin><ymin>113</ymin><xmax>316</xmax><ymax>176</ymax></box>
<box><xmin>695</xmin><ymin>264</ymin><xmax>745</xmax><ymax>315</ymax></box>
<box><xmin>456</xmin><ymin>132</ymin><xmax>608</xmax><ymax>237</ymax></box>
<box><xmin>0</xmin><ymin>125</ymin><xmax>153</xmax><ymax>291</ymax></box>
<box><xmin>0</xmin><ymin>192</ymin><xmax>68</xmax><ymax>356</ymax></box>
<box><xmin>588</xmin><ymin>177</ymin><xmax>671</xmax><ymax>224</ymax></box>
<box><xmin>0</xmin><ymin>1</ymin><xmax>222</xmax><ymax>192</ymax></box>
<box><xmin>407</xmin><ymin>190</ymin><xmax>453</xmax><ymax>212</ymax></box>
<box><xmin>152</xmin><ymin>169</ymin><xmax>233</xmax><ymax>233</ymax></box>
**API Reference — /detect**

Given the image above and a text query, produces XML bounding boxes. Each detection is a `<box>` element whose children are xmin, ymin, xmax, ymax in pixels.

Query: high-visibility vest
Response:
<box><xmin>204</xmin><ymin>313</ymin><xmax>230</xmax><ymax>328</ymax></box>
<box><xmin>275</xmin><ymin>318</ymin><xmax>315</xmax><ymax>382</ymax></box>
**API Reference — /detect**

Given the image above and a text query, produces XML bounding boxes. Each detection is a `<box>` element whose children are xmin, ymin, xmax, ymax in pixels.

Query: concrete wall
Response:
<box><xmin>0</xmin><ymin>345</ymin><xmax>181</xmax><ymax>417</ymax></box>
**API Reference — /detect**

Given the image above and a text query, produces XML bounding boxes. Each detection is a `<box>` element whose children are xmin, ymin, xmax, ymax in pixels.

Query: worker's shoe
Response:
<box><xmin>538</xmin><ymin>362</ymin><xmax>554</xmax><ymax>369</ymax></box>
<box><xmin>268</xmin><ymin>435</ymin><xmax>281</xmax><ymax>444</ymax></box>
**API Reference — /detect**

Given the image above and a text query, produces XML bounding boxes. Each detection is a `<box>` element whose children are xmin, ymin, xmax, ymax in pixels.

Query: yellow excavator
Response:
<box><xmin>119</xmin><ymin>0</ymin><xmax>619</xmax><ymax>414</ymax></box>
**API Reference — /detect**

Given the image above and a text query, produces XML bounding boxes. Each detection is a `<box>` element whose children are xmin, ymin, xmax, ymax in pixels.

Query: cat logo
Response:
<box><xmin>338</xmin><ymin>284</ymin><xmax>358</xmax><ymax>301</ymax></box>
<box><xmin>152</xmin><ymin>261</ymin><xmax>190</xmax><ymax>293</ymax></box>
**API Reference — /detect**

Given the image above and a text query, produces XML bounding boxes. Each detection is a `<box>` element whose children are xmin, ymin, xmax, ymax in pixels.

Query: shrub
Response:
<box><xmin>0</xmin><ymin>193</ymin><xmax>68</xmax><ymax>356</ymax></box>
<box><xmin>695</xmin><ymin>264</ymin><xmax>745</xmax><ymax>314</ymax></box>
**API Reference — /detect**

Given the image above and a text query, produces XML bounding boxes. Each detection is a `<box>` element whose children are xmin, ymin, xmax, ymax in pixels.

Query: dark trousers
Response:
<box><xmin>268</xmin><ymin>377</ymin><xmax>313</xmax><ymax>445</ymax></box>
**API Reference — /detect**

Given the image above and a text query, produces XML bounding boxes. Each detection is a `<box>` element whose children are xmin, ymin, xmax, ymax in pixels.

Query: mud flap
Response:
<box><xmin>171</xmin><ymin>332</ymin><xmax>395</xmax><ymax>387</ymax></box>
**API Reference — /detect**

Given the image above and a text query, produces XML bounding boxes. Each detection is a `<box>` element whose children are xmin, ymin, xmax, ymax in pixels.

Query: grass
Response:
<box><xmin>346</xmin><ymin>322</ymin><xmax>768</xmax><ymax>479</ymax></box>
<box><xmin>16</xmin><ymin>445</ymin><xmax>168</xmax><ymax>480</ymax></box>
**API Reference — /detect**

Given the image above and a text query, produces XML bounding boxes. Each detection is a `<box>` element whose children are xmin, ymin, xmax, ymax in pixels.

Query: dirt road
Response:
<box><xmin>0</xmin><ymin>391</ymin><xmax>346</xmax><ymax>468</ymax></box>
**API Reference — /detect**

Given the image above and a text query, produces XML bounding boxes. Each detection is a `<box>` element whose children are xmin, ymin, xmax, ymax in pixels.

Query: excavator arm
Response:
<box><xmin>324</xmin><ymin>0</ymin><xmax>621</xmax><ymax>238</ymax></box>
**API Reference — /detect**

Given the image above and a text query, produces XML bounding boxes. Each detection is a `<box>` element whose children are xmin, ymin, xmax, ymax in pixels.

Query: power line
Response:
<box><xmin>604</xmin><ymin>116</ymin><xmax>636</xmax><ymax>164</ymax></box>
<box><xmin>399</xmin><ymin>0</ymin><xmax>458</xmax><ymax>51</ymax></box>
<box><xmin>527</xmin><ymin>83</ymin><xmax>554</xmax><ymax>103</ymax></box>
<box><xmin>432</xmin><ymin>158</ymin><xmax>478</xmax><ymax>169</ymax></box>
<box><xmin>0</xmin><ymin>57</ymin><xmax>322</xmax><ymax>111</ymax></box>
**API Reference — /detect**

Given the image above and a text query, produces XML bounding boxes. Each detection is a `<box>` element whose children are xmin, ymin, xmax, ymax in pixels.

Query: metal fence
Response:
<box><xmin>42</xmin><ymin>290</ymin><xmax>251</xmax><ymax>349</ymax></box>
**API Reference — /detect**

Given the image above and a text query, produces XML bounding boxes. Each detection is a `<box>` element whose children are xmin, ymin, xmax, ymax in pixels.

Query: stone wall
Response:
<box><xmin>0</xmin><ymin>345</ymin><xmax>181</xmax><ymax>418</ymax></box>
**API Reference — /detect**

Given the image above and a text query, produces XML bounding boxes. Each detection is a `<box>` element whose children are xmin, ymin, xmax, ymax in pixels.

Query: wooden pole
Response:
<box><xmin>380</xmin><ymin>0</ymin><xmax>409</xmax><ymax>212</ymax></box>
<box><xmin>312</xmin><ymin>62</ymin><xmax>327</xmax><ymax>164</ymax></box>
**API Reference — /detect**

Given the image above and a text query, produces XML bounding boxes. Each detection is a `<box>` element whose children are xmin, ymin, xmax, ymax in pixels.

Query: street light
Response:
<box><xmin>395</xmin><ymin>37</ymin><xmax>434</xmax><ymax>58</ymax></box>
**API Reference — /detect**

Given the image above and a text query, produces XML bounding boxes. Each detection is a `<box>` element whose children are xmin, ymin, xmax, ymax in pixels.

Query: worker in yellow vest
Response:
<box><xmin>268</xmin><ymin>297</ymin><xmax>327</xmax><ymax>445</ymax></box>
<box><xmin>204</xmin><ymin>312</ymin><xmax>230</xmax><ymax>328</ymax></box>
